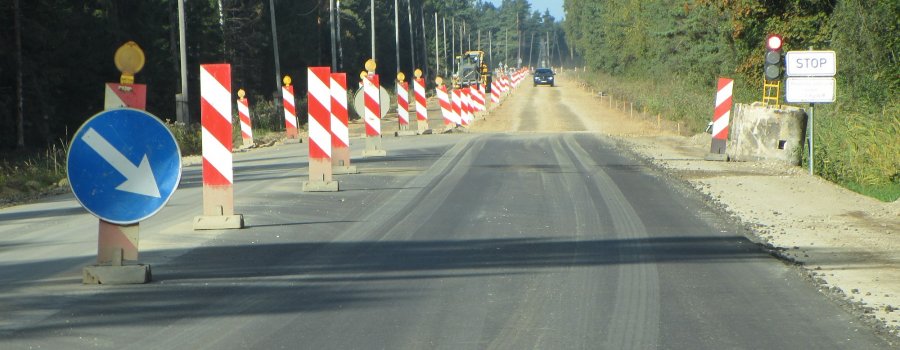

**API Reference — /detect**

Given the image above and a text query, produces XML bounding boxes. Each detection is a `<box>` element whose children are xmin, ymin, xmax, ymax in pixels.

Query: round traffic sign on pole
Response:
<box><xmin>67</xmin><ymin>108</ymin><xmax>182</xmax><ymax>225</ymax></box>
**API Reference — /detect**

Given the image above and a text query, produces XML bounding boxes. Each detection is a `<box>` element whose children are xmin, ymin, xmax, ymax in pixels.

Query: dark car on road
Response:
<box><xmin>533</xmin><ymin>68</ymin><xmax>555</xmax><ymax>87</ymax></box>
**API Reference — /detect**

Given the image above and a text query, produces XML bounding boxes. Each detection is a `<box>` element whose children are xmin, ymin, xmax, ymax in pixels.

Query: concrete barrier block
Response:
<box><xmin>83</xmin><ymin>264</ymin><xmax>151</xmax><ymax>284</ymax></box>
<box><xmin>193</xmin><ymin>214</ymin><xmax>245</xmax><ymax>230</ymax></box>
<box><xmin>729</xmin><ymin>103</ymin><xmax>807</xmax><ymax>165</ymax></box>
<box><xmin>332</xmin><ymin>166</ymin><xmax>359</xmax><ymax>175</ymax></box>
<box><xmin>302</xmin><ymin>181</ymin><xmax>339</xmax><ymax>192</ymax></box>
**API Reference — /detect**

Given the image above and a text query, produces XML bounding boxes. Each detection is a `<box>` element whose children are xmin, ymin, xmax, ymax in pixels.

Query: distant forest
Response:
<box><xmin>0</xmin><ymin>0</ymin><xmax>568</xmax><ymax>150</ymax></box>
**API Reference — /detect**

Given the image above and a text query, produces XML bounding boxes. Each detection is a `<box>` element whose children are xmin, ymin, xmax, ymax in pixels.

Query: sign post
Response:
<box><xmin>784</xmin><ymin>50</ymin><xmax>837</xmax><ymax>175</ymax></box>
<box><xmin>69</xmin><ymin>109</ymin><xmax>181</xmax><ymax>284</ymax></box>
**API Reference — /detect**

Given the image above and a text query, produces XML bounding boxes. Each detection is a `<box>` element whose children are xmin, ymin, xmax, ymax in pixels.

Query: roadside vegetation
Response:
<box><xmin>564</xmin><ymin>0</ymin><xmax>898</xmax><ymax>201</ymax></box>
<box><xmin>0</xmin><ymin>94</ymin><xmax>288</xmax><ymax>208</ymax></box>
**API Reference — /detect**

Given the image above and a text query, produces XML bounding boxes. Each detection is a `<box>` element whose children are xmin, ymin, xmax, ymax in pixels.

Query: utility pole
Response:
<box><xmin>370</xmin><ymin>0</ymin><xmax>375</xmax><ymax>60</ymax></box>
<box><xmin>336</xmin><ymin>0</ymin><xmax>344</xmax><ymax>70</ymax></box>
<box><xmin>442</xmin><ymin>17</ymin><xmax>448</xmax><ymax>77</ymax></box>
<box><xmin>394</xmin><ymin>0</ymin><xmax>400</xmax><ymax>74</ymax></box>
<box><xmin>407</xmin><ymin>0</ymin><xmax>415</xmax><ymax>73</ymax></box>
<box><xmin>330</xmin><ymin>0</ymin><xmax>337</xmax><ymax>71</ymax></box>
<box><xmin>516</xmin><ymin>14</ymin><xmax>521</xmax><ymax>68</ymax></box>
<box><xmin>13</xmin><ymin>0</ymin><xmax>24</xmax><ymax>147</ymax></box>
<box><xmin>420</xmin><ymin>7</ymin><xmax>427</xmax><ymax>79</ymax></box>
<box><xmin>477</xmin><ymin>29</ymin><xmax>481</xmax><ymax>50</ymax></box>
<box><xmin>505</xmin><ymin>28</ymin><xmax>508</xmax><ymax>68</ymax></box>
<box><xmin>488</xmin><ymin>31</ymin><xmax>493</xmax><ymax>70</ymax></box>
<box><xmin>177</xmin><ymin>0</ymin><xmax>191</xmax><ymax>124</ymax></box>
<box><xmin>528</xmin><ymin>32</ymin><xmax>535</xmax><ymax>67</ymax></box>
<box><xmin>451</xmin><ymin>18</ymin><xmax>456</xmax><ymax>75</ymax></box>
<box><xmin>435</xmin><ymin>13</ymin><xmax>439</xmax><ymax>78</ymax></box>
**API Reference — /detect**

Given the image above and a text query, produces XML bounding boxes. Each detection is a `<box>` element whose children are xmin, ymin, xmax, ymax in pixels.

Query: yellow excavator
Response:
<box><xmin>452</xmin><ymin>50</ymin><xmax>491</xmax><ymax>92</ymax></box>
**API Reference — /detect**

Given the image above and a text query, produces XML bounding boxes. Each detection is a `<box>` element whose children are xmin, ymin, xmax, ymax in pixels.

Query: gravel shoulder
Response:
<box><xmin>472</xmin><ymin>73</ymin><xmax>900</xmax><ymax>340</ymax></box>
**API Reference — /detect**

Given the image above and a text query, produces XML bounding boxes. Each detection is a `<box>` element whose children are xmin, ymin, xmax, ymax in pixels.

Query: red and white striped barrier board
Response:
<box><xmin>709</xmin><ymin>77</ymin><xmax>734</xmax><ymax>155</ymax></box>
<box><xmin>437</xmin><ymin>85</ymin><xmax>453</xmax><ymax>127</ymax></box>
<box><xmin>330</xmin><ymin>73</ymin><xmax>355</xmax><ymax>173</ymax></box>
<box><xmin>282</xmin><ymin>85</ymin><xmax>299</xmax><ymax>139</ymax></box>
<box><xmin>195</xmin><ymin>63</ymin><xmax>243</xmax><ymax>229</ymax></box>
<box><xmin>451</xmin><ymin>89</ymin><xmax>462</xmax><ymax>126</ymax></box>
<box><xmin>490</xmin><ymin>80</ymin><xmax>501</xmax><ymax>105</ymax></box>
<box><xmin>364</xmin><ymin>74</ymin><xmax>381</xmax><ymax>137</ymax></box>
<box><xmin>362</xmin><ymin>74</ymin><xmax>386</xmax><ymax>156</ymax></box>
<box><xmin>397</xmin><ymin>81</ymin><xmax>410</xmax><ymax>128</ymax></box>
<box><xmin>237</xmin><ymin>95</ymin><xmax>253</xmax><ymax>147</ymax></box>
<box><xmin>461</xmin><ymin>87</ymin><xmax>472</xmax><ymax>126</ymax></box>
<box><xmin>471</xmin><ymin>85</ymin><xmax>486</xmax><ymax>112</ymax></box>
<box><xmin>104</xmin><ymin>83</ymin><xmax>147</xmax><ymax>110</ymax></box>
<box><xmin>304</xmin><ymin>67</ymin><xmax>338</xmax><ymax>191</ymax></box>
<box><xmin>414</xmin><ymin>77</ymin><xmax>428</xmax><ymax>133</ymax></box>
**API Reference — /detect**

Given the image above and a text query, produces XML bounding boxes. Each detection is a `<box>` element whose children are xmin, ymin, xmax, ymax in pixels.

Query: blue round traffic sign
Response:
<box><xmin>67</xmin><ymin>108</ymin><xmax>182</xmax><ymax>224</ymax></box>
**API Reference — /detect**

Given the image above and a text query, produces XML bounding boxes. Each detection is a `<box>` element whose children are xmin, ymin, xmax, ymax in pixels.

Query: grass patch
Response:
<box><xmin>841</xmin><ymin>181</ymin><xmax>900</xmax><ymax>202</ymax></box>
<box><xmin>569</xmin><ymin>71</ymin><xmax>899</xmax><ymax>203</ymax></box>
<box><xmin>0</xmin><ymin>141</ymin><xmax>68</xmax><ymax>206</ymax></box>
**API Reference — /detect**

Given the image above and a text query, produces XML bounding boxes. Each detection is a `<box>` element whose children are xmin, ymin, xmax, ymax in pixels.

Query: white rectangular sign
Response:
<box><xmin>785</xmin><ymin>51</ymin><xmax>836</xmax><ymax>77</ymax></box>
<box><xmin>785</xmin><ymin>77</ymin><xmax>836</xmax><ymax>103</ymax></box>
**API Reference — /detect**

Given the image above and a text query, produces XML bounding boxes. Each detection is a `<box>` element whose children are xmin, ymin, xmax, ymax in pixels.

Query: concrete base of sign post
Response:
<box><xmin>83</xmin><ymin>264</ymin><xmax>151</xmax><ymax>284</ymax></box>
<box><xmin>333</xmin><ymin>165</ymin><xmax>359</xmax><ymax>175</ymax></box>
<box><xmin>283</xmin><ymin>138</ymin><xmax>301</xmax><ymax>144</ymax></box>
<box><xmin>302</xmin><ymin>180</ymin><xmax>339</xmax><ymax>192</ymax></box>
<box><xmin>704</xmin><ymin>153</ymin><xmax>729</xmax><ymax>162</ymax></box>
<box><xmin>395</xmin><ymin>130</ymin><xmax>418</xmax><ymax>137</ymax></box>
<box><xmin>192</xmin><ymin>214</ymin><xmax>245</xmax><ymax>230</ymax></box>
<box><xmin>363</xmin><ymin>136</ymin><xmax>386</xmax><ymax>157</ymax></box>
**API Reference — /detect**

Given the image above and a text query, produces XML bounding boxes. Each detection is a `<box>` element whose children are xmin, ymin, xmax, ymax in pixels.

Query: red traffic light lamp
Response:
<box><xmin>766</xmin><ymin>34</ymin><xmax>783</xmax><ymax>51</ymax></box>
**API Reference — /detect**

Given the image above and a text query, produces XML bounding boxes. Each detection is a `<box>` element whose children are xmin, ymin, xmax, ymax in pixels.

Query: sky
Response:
<box><xmin>486</xmin><ymin>0</ymin><xmax>565</xmax><ymax>21</ymax></box>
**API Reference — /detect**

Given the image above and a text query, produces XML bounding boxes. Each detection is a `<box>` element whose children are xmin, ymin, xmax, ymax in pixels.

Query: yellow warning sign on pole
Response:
<box><xmin>114</xmin><ymin>41</ymin><xmax>145</xmax><ymax>85</ymax></box>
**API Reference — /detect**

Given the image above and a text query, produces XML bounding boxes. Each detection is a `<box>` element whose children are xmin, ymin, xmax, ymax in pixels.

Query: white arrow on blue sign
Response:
<box><xmin>67</xmin><ymin>108</ymin><xmax>182</xmax><ymax>225</ymax></box>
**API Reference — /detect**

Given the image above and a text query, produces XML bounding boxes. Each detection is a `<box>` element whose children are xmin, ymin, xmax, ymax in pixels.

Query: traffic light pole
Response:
<box><xmin>808</xmin><ymin>103</ymin><xmax>814</xmax><ymax>175</ymax></box>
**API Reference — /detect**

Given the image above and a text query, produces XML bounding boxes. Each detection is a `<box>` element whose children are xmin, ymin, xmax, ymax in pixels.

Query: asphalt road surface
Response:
<box><xmin>0</xmin><ymin>81</ymin><xmax>891</xmax><ymax>349</ymax></box>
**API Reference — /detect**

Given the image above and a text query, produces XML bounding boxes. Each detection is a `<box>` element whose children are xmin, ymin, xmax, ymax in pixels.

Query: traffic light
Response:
<box><xmin>764</xmin><ymin>34</ymin><xmax>783</xmax><ymax>80</ymax></box>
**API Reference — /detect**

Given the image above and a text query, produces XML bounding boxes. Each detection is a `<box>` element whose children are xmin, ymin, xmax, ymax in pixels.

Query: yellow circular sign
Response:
<box><xmin>414</xmin><ymin>69</ymin><xmax>423</xmax><ymax>78</ymax></box>
<box><xmin>435</xmin><ymin>77</ymin><xmax>444</xmax><ymax>86</ymax></box>
<box><xmin>365</xmin><ymin>59</ymin><xmax>377</xmax><ymax>73</ymax></box>
<box><xmin>237</xmin><ymin>89</ymin><xmax>246</xmax><ymax>99</ymax></box>
<box><xmin>283</xmin><ymin>75</ymin><xmax>292</xmax><ymax>86</ymax></box>
<box><xmin>360</xmin><ymin>71</ymin><xmax>368</xmax><ymax>80</ymax></box>
<box><xmin>114</xmin><ymin>41</ymin><xmax>145</xmax><ymax>76</ymax></box>
<box><xmin>397</xmin><ymin>72</ymin><xmax>406</xmax><ymax>82</ymax></box>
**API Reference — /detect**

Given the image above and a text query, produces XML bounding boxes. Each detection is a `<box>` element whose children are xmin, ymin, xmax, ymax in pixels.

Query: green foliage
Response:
<box><xmin>564</xmin><ymin>0</ymin><xmax>900</xmax><ymax>197</ymax></box>
<box><xmin>0</xmin><ymin>142</ymin><xmax>68</xmax><ymax>205</ymax></box>
<box><xmin>165</xmin><ymin>120</ymin><xmax>201</xmax><ymax>157</ymax></box>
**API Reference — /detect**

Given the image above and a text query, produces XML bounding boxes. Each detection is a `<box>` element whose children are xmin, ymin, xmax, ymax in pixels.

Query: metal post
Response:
<box><xmin>330</xmin><ymin>0</ymin><xmax>337</xmax><ymax>71</ymax></box>
<box><xmin>808</xmin><ymin>104</ymin><xmax>814</xmax><ymax>175</ymax></box>
<box><xmin>268</xmin><ymin>0</ymin><xmax>282</xmax><ymax>108</ymax></box>
<box><xmin>435</xmin><ymin>13</ymin><xmax>439</xmax><ymax>77</ymax></box>
<box><xmin>442</xmin><ymin>17</ymin><xmax>448</xmax><ymax>77</ymax></box>
<box><xmin>504</xmin><ymin>29</ymin><xmax>508</xmax><ymax>68</ymax></box>
<box><xmin>488</xmin><ymin>31</ymin><xmax>492</xmax><ymax>69</ymax></box>
<box><xmin>394</xmin><ymin>0</ymin><xmax>400</xmax><ymax>74</ymax></box>
<box><xmin>177</xmin><ymin>0</ymin><xmax>189</xmax><ymax>124</ymax></box>
<box><xmin>407</xmin><ymin>0</ymin><xmax>415</xmax><ymax>74</ymax></box>
<box><xmin>451</xmin><ymin>18</ymin><xmax>456</xmax><ymax>64</ymax></box>
<box><xmin>370</xmin><ymin>0</ymin><xmax>375</xmax><ymax>60</ymax></box>
<box><xmin>336</xmin><ymin>0</ymin><xmax>344</xmax><ymax>70</ymax></box>
<box><xmin>420</xmin><ymin>7</ymin><xmax>427</xmax><ymax>79</ymax></box>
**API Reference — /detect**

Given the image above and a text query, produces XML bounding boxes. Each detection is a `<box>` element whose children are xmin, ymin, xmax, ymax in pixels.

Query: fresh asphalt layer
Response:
<box><xmin>0</xmin><ymin>130</ymin><xmax>891</xmax><ymax>349</ymax></box>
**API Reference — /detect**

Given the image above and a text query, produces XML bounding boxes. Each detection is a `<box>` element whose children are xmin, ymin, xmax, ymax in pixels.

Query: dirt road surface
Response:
<box><xmin>471</xmin><ymin>73</ymin><xmax>900</xmax><ymax>339</ymax></box>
